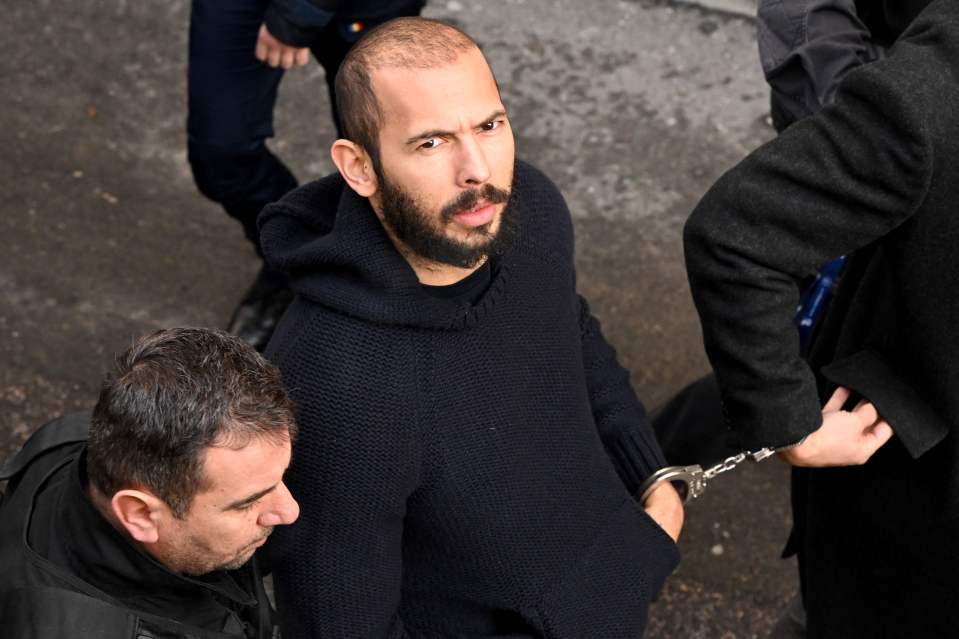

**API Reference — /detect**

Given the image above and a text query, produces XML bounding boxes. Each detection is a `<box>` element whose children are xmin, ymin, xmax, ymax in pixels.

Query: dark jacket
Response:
<box><xmin>260</xmin><ymin>161</ymin><xmax>679</xmax><ymax>638</ymax></box>
<box><xmin>684</xmin><ymin>1</ymin><xmax>959</xmax><ymax>635</ymax></box>
<box><xmin>758</xmin><ymin>0</ymin><xmax>932</xmax><ymax>131</ymax></box>
<box><xmin>264</xmin><ymin>0</ymin><xmax>425</xmax><ymax>48</ymax></box>
<box><xmin>0</xmin><ymin>414</ymin><xmax>275</xmax><ymax>639</ymax></box>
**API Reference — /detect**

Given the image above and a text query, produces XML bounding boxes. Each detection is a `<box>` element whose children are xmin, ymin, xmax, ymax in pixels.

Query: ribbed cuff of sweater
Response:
<box><xmin>606</xmin><ymin>425</ymin><xmax>668</xmax><ymax>496</ymax></box>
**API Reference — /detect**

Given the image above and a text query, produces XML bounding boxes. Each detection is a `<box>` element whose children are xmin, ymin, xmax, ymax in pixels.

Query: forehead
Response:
<box><xmin>198</xmin><ymin>436</ymin><xmax>290</xmax><ymax>497</ymax></box>
<box><xmin>371</xmin><ymin>48</ymin><xmax>504</xmax><ymax>137</ymax></box>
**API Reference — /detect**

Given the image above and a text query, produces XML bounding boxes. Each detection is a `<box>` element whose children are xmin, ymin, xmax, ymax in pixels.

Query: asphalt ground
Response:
<box><xmin>1</xmin><ymin>1</ymin><xmax>795</xmax><ymax>636</ymax></box>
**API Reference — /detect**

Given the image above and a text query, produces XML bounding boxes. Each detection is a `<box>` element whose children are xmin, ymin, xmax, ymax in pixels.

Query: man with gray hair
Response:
<box><xmin>0</xmin><ymin>327</ymin><xmax>300</xmax><ymax>638</ymax></box>
<box><xmin>261</xmin><ymin>17</ymin><xmax>681</xmax><ymax>638</ymax></box>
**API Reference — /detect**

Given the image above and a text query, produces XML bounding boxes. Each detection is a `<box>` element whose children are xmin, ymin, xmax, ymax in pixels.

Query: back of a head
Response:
<box><xmin>87</xmin><ymin>327</ymin><xmax>295</xmax><ymax>518</ymax></box>
<box><xmin>335</xmin><ymin>17</ymin><xmax>485</xmax><ymax>166</ymax></box>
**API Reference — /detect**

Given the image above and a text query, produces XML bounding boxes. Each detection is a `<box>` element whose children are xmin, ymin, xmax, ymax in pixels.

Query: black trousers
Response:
<box><xmin>186</xmin><ymin>0</ymin><xmax>422</xmax><ymax>280</ymax></box>
<box><xmin>651</xmin><ymin>372</ymin><xmax>738</xmax><ymax>467</ymax></box>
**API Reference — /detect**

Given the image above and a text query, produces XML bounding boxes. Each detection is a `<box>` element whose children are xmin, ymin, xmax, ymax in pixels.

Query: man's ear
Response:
<box><xmin>331</xmin><ymin>139</ymin><xmax>378</xmax><ymax>198</ymax></box>
<box><xmin>111</xmin><ymin>489</ymin><xmax>166</xmax><ymax>544</ymax></box>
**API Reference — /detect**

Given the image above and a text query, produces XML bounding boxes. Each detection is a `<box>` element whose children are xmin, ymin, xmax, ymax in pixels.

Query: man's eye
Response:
<box><xmin>481</xmin><ymin>120</ymin><xmax>500</xmax><ymax>131</ymax></box>
<box><xmin>420</xmin><ymin>138</ymin><xmax>441</xmax><ymax>150</ymax></box>
<box><xmin>237</xmin><ymin>500</ymin><xmax>259</xmax><ymax>512</ymax></box>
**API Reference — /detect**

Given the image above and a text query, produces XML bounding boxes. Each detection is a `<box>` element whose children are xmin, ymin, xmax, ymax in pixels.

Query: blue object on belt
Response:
<box><xmin>795</xmin><ymin>256</ymin><xmax>846</xmax><ymax>348</ymax></box>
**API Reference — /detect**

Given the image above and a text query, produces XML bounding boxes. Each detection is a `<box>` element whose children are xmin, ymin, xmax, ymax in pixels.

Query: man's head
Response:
<box><xmin>87</xmin><ymin>327</ymin><xmax>300</xmax><ymax>576</ymax></box>
<box><xmin>332</xmin><ymin>18</ymin><xmax>517</xmax><ymax>272</ymax></box>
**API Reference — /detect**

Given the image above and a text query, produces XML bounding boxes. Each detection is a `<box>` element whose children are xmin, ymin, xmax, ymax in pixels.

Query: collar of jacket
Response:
<box><xmin>31</xmin><ymin>450</ymin><xmax>258</xmax><ymax>610</ymax></box>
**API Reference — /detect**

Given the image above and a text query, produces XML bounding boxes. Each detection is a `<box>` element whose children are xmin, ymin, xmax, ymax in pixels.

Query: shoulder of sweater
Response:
<box><xmin>513</xmin><ymin>160</ymin><xmax>576</xmax><ymax>262</ymax></box>
<box><xmin>260</xmin><ymin>172</ymin><xmax>347</xmax><ymax>228</ymax></box>
<box><xmin>267</xmin><ymin>302</ymin><xmax>429</xmax><ymax>449</ymax></box>
<box><xmin>268</xmin><ymin>297</ymin><xmax>423</xmax><ymax>387</ymax></box>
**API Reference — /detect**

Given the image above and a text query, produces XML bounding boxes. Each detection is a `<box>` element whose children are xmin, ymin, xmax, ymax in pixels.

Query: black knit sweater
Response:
<box><xmin>260</xmin><ymin>161</ymin><xmax>678</xmax><ymax>638</ymax></box>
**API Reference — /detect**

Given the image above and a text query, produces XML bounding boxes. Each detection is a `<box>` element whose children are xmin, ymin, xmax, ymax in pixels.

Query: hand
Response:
<box><xmin>255</xmin><ymin>24</ymin><xmax>310</xmax><ymax>69</ymax></box>
<box><xmin>779</xmin><ymin>386</ymin><xmax>894</xmax><ymax>467</ymax></box>
<box><xmin>643</xmin><ymin>481</ymin><xmax>684</xmax><ymax>543</ymax></box>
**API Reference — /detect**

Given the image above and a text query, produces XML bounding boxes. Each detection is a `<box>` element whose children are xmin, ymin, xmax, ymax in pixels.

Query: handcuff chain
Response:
<box><xmin>701</xmin><ymin>447</ymin><xmax>776</xmax><ymax>481</ymax></box>
<box><xmin>701</xmin><ymin>453</ymin><xmax>747</xmax><ymax>480</ymax></box>
<box><xmin>639</xmin><ymin>448</ymin><xmax>777</xmax><ymax>504</ymax></box>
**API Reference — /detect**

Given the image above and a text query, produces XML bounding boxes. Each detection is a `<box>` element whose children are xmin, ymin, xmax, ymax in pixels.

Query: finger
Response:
<box><xmin>281</xmin><ymin>49</ymin><xmax>295</xmax><ymax>70</ymax></box>
<box><xmin>853</xmin><ymin>400</ymin><xmax>879</xmax><ymax>427</ymax></box>
<box><xmin>268</xmin><ymin>47</ymin><xmax>282</xmax><ymax>68</ymax></box>
<box><xmin>863</xmin><ymin>420</ymin><xmax>894</xmax><ymax>456</ymax></box>
<box><xmin>823</xmin><ymin>386</ymin><xmax>850</xmax><ymax>413</ymax></box>
<box><xmin>870</xmin><ymin>420</ymin><xmax>894</xmax><ymax>443</ymax></box>
<box><xmin>295</xmin><ymin>47</ymin><xmax>310</xmax><ymax>67</ymax></box>
<box><xmin>255</xmin><ymin>40</ymin><xmax>267</xmax><ymax>62</ymax></box>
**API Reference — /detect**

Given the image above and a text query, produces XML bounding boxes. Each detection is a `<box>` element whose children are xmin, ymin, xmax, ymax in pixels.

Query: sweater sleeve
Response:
<box><xmin>578</xmin><ymin>295</ymin><xmax>667</xmax><ymax>495</ymax></box>
<box><xmin>267</xmin><ymin>315</ymin><xmax>421</xmax><ymax>638</ymax></box>
<box><xmin>683</xmin><ymin>53</ymin><xmax>932</xmax><ymax>450</ymax></box>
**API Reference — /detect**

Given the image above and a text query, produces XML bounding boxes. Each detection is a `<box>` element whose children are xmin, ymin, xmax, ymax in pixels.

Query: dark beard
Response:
<box><xmin>378</xmin><ymin>173</ymin><xmax>517</xmax><ymax>269</ymax></box>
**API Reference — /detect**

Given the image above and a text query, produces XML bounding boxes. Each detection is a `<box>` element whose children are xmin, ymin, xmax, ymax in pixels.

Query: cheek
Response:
<box><xmin>489</xmin><ymin>138</ymin><xmax>515</xmax><ymax>182</ymax></box>
<box><xmin>198</xmin><ymin>513</ymin><xmax>259</xmax><ymax>545</ymax></box>
<box><xmin>403</xmin><ymin>172</ymin><xmax>456</xmax><ymax>212</ymax></box>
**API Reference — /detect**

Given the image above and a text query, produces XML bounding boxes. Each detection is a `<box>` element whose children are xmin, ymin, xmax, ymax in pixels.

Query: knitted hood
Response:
<box><xmin>258</xmin><ymin>169</ymin><xmax>518</xmax><ymax>330</ymax></box>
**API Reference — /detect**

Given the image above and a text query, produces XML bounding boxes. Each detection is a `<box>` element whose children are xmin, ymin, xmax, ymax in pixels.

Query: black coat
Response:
<box><xmin>684</xmin><ymin>1</ymin><xmax>959</xmax><ymax>635</ymax></box>
<box><xmin>0</xmin><ymin>415</ymin><xmax>275</xmax><ymax>639</ymax></box>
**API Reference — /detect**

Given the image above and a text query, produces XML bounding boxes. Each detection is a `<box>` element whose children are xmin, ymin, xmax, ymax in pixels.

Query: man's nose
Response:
<box><xmin>258</xmin><ymin>482</ymin><xmax>300</xmax><ymax>526</ymax></box>
<box><xmin>456</xmin><ymin>137</ymin><xmax>491</xmax><ymax>187</ymax></box>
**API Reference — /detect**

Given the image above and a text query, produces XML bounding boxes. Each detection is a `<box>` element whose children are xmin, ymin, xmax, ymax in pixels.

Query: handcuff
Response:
<box><xmin>637</xmin><ymin>438</ymin><xmax>806</xmax><ymax>505</ymax></box>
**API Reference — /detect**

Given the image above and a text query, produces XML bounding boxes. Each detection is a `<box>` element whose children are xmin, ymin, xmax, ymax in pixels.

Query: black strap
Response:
<box><xmin>0</xmin><ymin>412</ymin><xmax>90</xmax><ymax>481</ymax></box>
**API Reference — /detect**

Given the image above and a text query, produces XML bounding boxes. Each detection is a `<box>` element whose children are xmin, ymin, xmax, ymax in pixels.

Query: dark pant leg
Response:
<box><xmin>651</xmin><ymin>372</ymin><xmax>737</xmax><ymax>466</ymax></box>
<box><xmin>310</xmin><ymin>24</ymin><xmax>353</xmax><ymax>138</ymax></box>
<box><xmin>187</xmin><ymin>0</ymin><xmax>298</xmax><ymax>270</ymax></box>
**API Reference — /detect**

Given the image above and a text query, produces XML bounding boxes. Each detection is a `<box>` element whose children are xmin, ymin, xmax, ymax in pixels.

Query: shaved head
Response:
<box><xmin>335</xmin><ymin>17</ymin><xmax>486</xmax><ymax>170</ymax></box>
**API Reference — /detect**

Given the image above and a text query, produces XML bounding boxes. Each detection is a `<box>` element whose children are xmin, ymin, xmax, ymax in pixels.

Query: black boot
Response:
<box><xmin>226</xmin><ymin>268</ymin><xmax>294</xmax><ymax>352</ymax></box>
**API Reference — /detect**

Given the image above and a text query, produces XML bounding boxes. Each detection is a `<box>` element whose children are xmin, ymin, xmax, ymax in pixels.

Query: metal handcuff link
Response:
<box><xmin>637</xmin><ymin>447</ymin><xmax>780</xmax><ymax>505</ymax></box>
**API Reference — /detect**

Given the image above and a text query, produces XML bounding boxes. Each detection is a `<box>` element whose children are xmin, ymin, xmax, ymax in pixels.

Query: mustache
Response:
<box><xmin>440</xmin><ymin>183</ymin><xmax>511</xmax><ymax>223</ymax></box>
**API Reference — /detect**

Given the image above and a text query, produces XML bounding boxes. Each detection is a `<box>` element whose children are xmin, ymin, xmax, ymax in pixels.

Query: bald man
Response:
<box><xmin>260</xmin><ymin>17</ymin><xmax>682</xmax><ymax>639</ymax></box>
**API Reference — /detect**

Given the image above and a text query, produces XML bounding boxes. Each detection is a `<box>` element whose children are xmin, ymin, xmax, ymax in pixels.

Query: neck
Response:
<box><xmin>86</xmin><ymin>482</ymin><xmax>126</xmax><ymax>534</ymax></box>
<box><xmin>407</xmin><ymin>252</ymin><xmax>488</xmax><ymax>286</ymax></box>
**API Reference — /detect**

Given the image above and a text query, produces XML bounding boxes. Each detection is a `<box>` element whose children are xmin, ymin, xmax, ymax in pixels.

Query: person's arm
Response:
<box><xmin>758</xmin><ymin>0</ymin><xmax>883</xmax><ymax>130</ymax></box>
<box><xmin>268</xmin><ymin>333</ymin><xmax>421</xmax><ymax>638</ymax></box>
<box><xmin>255</xmin><ymin>24</ymin><xmax>310</xmax><ymax>69</ymax></box>
<box><xmin>683</xmin><ymin>56</ymin><xmax>932</xmax><ymax>459</ymax></box>
<box><xmin>257</xmin><ymin>0</ymin><xmax>338</xmax><ymax>69</ymax></box>
<box><xmin>577</xmin><ymin>296</ymin><xmax>683</xmax><ymax>540</ymax></box>
<box><xmin>264</xmin><ymin>0</ymin><xmax>336</xmax><ymax>47</ymax></box>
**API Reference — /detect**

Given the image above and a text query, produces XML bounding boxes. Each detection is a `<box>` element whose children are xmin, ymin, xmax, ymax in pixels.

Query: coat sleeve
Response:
<box><xmin>267</xmin><ymin>319</ymin><xmax>421</xmax><ymax>638</ymax></box>
<box><xmin>683</xmin><ymin>55</ymin><xmax>933</xmax><ymax>451</ymax></box>
<box><xmin>578</xmin><ymin>295</ymin><xmax>667</xmax><ymax>495</ymax></box>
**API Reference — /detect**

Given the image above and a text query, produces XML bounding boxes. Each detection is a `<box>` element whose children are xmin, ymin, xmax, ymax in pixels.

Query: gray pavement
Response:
<box><xmin>1</xmin><ymin>0</ymin><xmax>795</xmax><ymax>636</ymax></box>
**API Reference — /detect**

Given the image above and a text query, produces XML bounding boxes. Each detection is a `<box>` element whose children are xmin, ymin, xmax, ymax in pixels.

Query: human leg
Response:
<box><xmin>187</xmin><ymin>0</ymin><xmax>297</xmax><ymax>349</ymax></box>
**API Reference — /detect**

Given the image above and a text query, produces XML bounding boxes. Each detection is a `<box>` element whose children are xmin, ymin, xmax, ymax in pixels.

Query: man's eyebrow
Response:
<box><xmin>224</xmin><ymin>484</ymin><xmax>277</xmax><ymax>511</ymax></box>
<box><xmin>404</xmin><ymin>109</ymin><xmax>508</xmax><ymax>145</ymax></box>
